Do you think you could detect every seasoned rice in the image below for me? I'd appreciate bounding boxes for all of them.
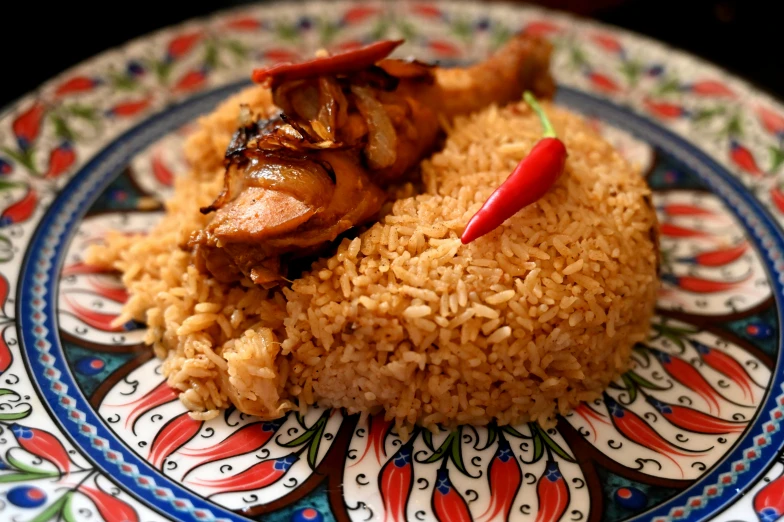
[87,86,659,432]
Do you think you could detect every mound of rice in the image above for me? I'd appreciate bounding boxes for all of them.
[87,86,659,431]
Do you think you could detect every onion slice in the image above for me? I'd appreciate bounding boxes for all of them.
[351,85,397,169]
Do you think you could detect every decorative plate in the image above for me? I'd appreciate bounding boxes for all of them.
[1,2,783,521]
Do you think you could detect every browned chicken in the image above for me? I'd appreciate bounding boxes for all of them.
[190,35,555,286]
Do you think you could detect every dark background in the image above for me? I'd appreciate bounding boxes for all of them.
[1,0,783,106]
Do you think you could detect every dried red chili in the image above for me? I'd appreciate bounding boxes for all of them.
[461,92,567,244]
[252,40,404,86]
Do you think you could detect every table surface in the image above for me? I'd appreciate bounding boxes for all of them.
[1,0,782,106]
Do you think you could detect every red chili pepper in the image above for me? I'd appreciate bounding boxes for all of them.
[252,39,403,86]
[461,92,567,244]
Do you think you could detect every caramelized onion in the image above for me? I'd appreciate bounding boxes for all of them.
[351,85,397,169]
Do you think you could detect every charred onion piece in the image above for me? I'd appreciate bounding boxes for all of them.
[252,40,404,86]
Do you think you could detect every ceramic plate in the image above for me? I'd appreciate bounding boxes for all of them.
[1,2,783,521]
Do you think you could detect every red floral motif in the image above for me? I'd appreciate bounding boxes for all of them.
[10,423,73,474]
[427,40,461,58]
[151,153,175,187]
[684,80,735,98]
[78,485,139,522]
[61,294,126,332]
[757,106,784,138]
[590,33,623,54]
[659,222,713,239]
[263,48,301,63]
[644,98,689,119]
[411,4,442,19]
[179,419,285,476]
[85,275,129,303]
[586,71,622,93]
[754,467,784,522]
[603,393,708,477]
[54,76,102,97]
[432,465,472,522]
[572,403,610,443]
[224,16,262,31]
[691,339,761,401]
[0,185,37,227]
[189,452,300,494]
[172,69,208,93]
[480,435,521,521]
[675,242,748,267]
[0,325,12,374]
[351,415,392,467]
[12,102,46,150]
[343,6,381,24]
[379,436,415,522]
[535,460,569,522]
[647,347,729,414]
[166,32,203,61]
[659,203,718,218]
[107,98,153,118]
[148,412,202,469]
[730,140,765,177]
[771,186,784,214]
[660,272,752,294]
[522,20,561,37]
[645,395,747,434]
[105,380,178,431]
[45,142,76,179]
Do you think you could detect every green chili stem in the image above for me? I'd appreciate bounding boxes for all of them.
[523,91,557,138]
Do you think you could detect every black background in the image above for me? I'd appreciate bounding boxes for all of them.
[1,0,783,106]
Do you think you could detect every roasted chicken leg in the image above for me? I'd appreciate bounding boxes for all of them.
[190,35,555,286]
